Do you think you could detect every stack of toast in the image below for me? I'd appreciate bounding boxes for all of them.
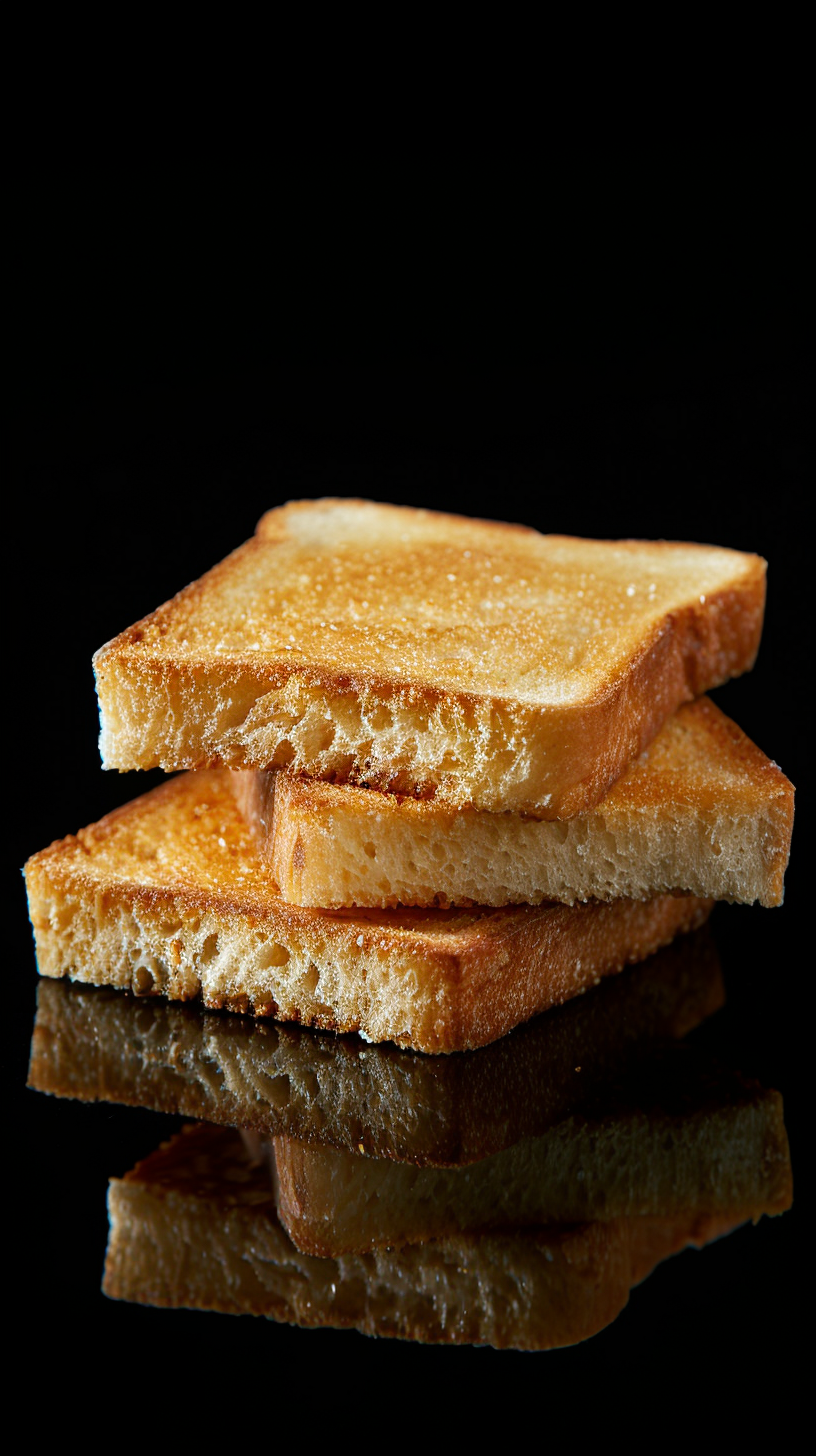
[24,499,794,1055]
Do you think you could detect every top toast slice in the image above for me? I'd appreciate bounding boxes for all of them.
[93,499,767,815]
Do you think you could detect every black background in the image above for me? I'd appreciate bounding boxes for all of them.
[10,360,810,1406]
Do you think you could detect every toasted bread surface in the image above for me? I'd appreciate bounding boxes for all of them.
[93,499,767,815]
[235,697,794,908]
[23,769,712,1053]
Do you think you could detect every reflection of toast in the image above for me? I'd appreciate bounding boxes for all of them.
[102,1122,751,1351]
[23,769,713,1054]
[27,928,724,1165]
[270,1051,792,1256]
[235,697,794,908]
[93,500,767,816]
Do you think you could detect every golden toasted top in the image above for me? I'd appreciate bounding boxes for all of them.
[94,500,766,708]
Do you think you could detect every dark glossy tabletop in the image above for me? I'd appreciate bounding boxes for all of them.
[10,380,808,1401]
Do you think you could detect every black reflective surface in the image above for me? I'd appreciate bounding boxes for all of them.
[11,379,808,1396]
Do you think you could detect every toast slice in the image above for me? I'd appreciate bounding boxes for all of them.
[92,500,767,816]
[27,928,724,1165]
[101,1122,758,1350]
[234,697,794,909]
[23,769,713,1054]
[272,1054,793,1256]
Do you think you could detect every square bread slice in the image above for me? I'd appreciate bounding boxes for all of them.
[92,499,767,816]
[234,696,794,909]
[23,769,713,1054]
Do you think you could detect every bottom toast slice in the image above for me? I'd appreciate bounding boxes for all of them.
[23,770,713,1054]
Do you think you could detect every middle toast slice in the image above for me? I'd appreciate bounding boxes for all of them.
[233,697,794,910]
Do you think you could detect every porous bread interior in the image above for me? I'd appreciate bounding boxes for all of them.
[273,1081,793,1256]
[93,500,767,814]
[23,769,713,1054]
[239,697,794,909]
[102,1123,747,1349]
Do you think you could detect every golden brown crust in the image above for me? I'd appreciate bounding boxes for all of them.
[23,769,713,1054]
[93,501,767,814]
